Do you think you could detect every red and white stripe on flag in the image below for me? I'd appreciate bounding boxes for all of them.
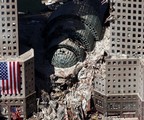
[0,61,20,95]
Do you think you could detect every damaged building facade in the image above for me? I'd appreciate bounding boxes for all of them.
[45,0,107,68]
[0,0,36,119]
[93,0,144,120]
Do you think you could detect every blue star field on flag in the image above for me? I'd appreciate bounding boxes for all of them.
[0,62,8,80]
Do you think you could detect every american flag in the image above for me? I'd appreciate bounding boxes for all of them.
[11,106,22,120]
[0,61,20,95]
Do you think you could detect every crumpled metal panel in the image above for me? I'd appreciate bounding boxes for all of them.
[46,18,95,51]
[51,47,78,68]
[47,0,102,41]
[69,29,95,51]
[50,38,85,68]
[48,0,101,22]
[81,14,102,41]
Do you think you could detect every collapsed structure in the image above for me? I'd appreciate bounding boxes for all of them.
[0,0,36,119]
[40,0,144,119]
[26,1,108,119]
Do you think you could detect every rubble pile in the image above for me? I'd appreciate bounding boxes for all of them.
[29,27,110,120]
[87,27,110,61]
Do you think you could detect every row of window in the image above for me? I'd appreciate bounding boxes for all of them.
[111,44,143,49]
[95,87,105,92]
[112,29,143,34]
[107,67,137,71]
[108,103,136,110]
[2,46,17,50]
[0,100,23,104]
[0,51,17,56]
[2,34,17,39]
[112,20,144,27]
[117,3,142,8]
[112,45,144,51]
[2,92,23,96]
[0,0,15,3]
[112,20,143,26]
[95,81,104,86]
[116,8,142,14]
[1,11,16,15]
[107,90,137,94]
[107,84,136,88]
[25,60,35,95]
[111,26,143,32]
[2,28,16,33]
[2,40,14,45]
[122,0,142,2]
[107,60,137,65]
[107,73,137,77]
[118,16,143,22]
[1,17,16,21]
[107,96,137,100]
[111,49,144,55]
[111,38,143,43]
[1,4,15,9]
[107,79,136,82]
[2,22,16,27]
[111,33,142,39]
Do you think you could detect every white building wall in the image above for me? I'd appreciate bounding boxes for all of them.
[94,75,106,95]
[0,0,19,56]
[138,60,144,100]
[106,58,140,95]
[110,0,144,57]
[0,49,35,99]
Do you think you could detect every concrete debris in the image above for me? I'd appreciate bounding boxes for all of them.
[41,0,61,5]
[41,0,68,5]
[29,27,110,120]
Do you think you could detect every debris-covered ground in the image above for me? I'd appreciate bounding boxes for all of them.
[27,27,110,120]
[18,1,111,118]
[19,2,112,119]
